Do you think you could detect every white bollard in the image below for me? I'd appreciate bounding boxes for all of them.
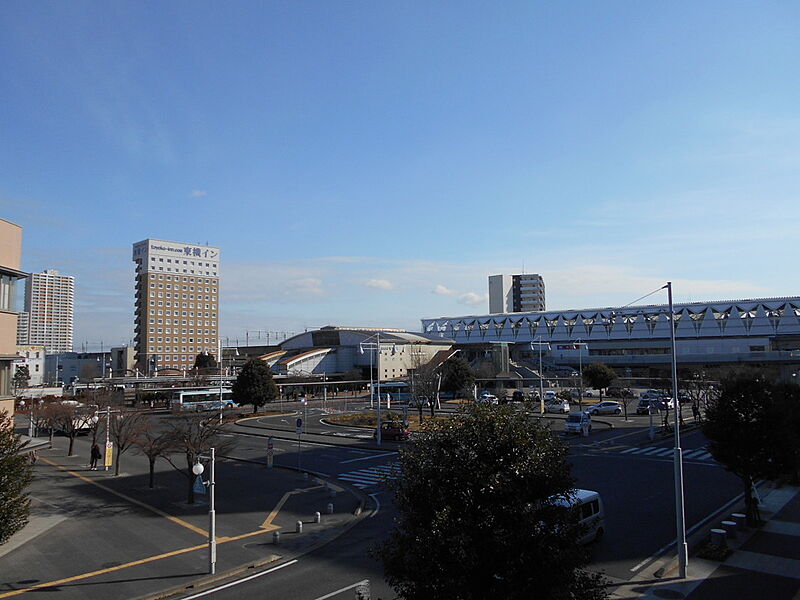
[314,511,321,523]
[710,528,727,547]
[721,520,738,539]
[327,502,334,514]
[296,520,303,533]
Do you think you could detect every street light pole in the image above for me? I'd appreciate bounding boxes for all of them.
[530,338,550,414]
[193,448,216,575]
[376,332,382,447]
[666,281,688,578]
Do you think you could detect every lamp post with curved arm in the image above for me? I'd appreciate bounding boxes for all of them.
[530,338,550,414]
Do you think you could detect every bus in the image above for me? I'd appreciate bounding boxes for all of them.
[370,381,412,402]
[170,388,236,413]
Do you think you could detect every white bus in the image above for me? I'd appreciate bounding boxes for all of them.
[170,388,236,413]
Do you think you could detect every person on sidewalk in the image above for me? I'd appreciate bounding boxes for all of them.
[90,442,101,470]
[692,403,700,423]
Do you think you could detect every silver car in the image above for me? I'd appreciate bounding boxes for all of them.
[544,399,570,414]
[586,401,622,416]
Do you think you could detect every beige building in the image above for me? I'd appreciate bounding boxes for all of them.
[20,269,75,352]
[1,218,26,416]
[132,239,220,375]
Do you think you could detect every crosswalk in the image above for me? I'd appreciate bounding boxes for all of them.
[337,463,401,489]
[617,446,714,462]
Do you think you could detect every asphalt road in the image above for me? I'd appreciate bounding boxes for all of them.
[173,405,740,599]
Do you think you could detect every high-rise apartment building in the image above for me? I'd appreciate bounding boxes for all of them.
[132,239,220,374]
[22,269,74,353]
[488,273,546,313]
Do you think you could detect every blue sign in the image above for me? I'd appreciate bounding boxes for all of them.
[296,418,303,434]
[193,475,206,495]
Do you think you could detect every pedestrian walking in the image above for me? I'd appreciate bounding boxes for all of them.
[90,442,101,470]
[28,449,37,465]
[692,403,700,423]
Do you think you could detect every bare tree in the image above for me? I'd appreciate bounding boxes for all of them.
[163,415,236,504]
[110,411,149,476]
[49,403,89,456]
[133,422,173,488]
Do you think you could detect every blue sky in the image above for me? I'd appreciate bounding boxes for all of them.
[2,1,799,350]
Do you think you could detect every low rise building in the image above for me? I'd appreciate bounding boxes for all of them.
[0,218,26,416]
[15,345,46,387]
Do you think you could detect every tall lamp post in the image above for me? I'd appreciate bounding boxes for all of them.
[359,332,395,447]
[574,340,588,411]
[530,338,550,414]
[665,281,688,578]
[193,448,216,575]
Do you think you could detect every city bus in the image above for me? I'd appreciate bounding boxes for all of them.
[170,388,236,412]
[370,381,412,402]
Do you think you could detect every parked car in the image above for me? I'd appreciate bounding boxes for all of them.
[511,390,525,403]
[636,399,657,414]
[545,398,571,414]
[477,394,498,405]
[606,386,634,398]
[586,401,622,416]
[569,388,594,399]
[375,421,411,441]
[544,390,557,401]
[552,489,606,544]
[640,389,664,400]
[564,412,592,435]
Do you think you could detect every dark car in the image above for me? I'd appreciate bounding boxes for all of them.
[375,421,411,441]
[511,390,525,403]
[607,386,634,398]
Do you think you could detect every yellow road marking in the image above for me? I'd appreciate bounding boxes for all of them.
[261,485,323,529]
[40,457,208,537]
[0,528,279,599]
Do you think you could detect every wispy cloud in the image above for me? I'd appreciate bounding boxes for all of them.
[458,292,487,306]
[190,190,207,198]
[433,284,457,295]
[366,278,394,290]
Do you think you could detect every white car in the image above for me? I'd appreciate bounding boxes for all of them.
[544,399,570,414]
[564,412,592,435]
[477,394,498,405]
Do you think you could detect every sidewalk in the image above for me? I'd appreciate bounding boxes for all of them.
[0,424,366,600]
[611,483,800,599]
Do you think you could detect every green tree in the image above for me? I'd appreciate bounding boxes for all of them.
[12,365,30,395]
[232,359,279,413]
[376,404,607,600]
[582,362,617,400]
[440,356,475,399]
[193,352,218,370]
[0,411,34,545]
[702,371,782,525]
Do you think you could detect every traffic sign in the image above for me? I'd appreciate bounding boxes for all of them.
[267,437,274,450]
[193,475,207,495]
[296,418,302,434]
[104,442,113,468]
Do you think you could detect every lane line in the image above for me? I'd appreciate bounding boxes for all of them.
[39,457,208,537]
[313,579,370,600]
[340,451,398,464]
[368,493,381,519]
[180,559,299,600]
[261,486,324,529]
[620,448,639,454]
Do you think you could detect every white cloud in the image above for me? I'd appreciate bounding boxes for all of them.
[433,284,457,296]
[288,277,325,296]
[458,292,487,306]
[190,190,207,197]
[366,278,394,290]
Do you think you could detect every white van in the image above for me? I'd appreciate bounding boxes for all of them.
[554,489,605,544]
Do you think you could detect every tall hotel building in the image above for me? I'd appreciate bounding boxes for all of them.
[132,239,220,374]
[488,273,546,313]
[19,269,75,352]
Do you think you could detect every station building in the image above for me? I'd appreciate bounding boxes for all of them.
[421,296,800,379]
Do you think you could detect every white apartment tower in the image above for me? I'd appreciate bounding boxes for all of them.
[488,273,546,313]
[132,239,220,375]
[21,269,75,352]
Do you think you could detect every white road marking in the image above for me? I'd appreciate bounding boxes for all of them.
[368,493,381,518]
[340,451,398,464]
[180,559,298,599]
[313,579,370,600]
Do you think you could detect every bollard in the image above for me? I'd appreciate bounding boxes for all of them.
[327,502,334,514]
[721,520,737,539]
[314,511,321,523]
[296,520,303,533]
[732,513,747,530]
[272,531,280,545]
[710,528,727,547]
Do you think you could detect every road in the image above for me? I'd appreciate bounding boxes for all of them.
[168,403,740,599]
